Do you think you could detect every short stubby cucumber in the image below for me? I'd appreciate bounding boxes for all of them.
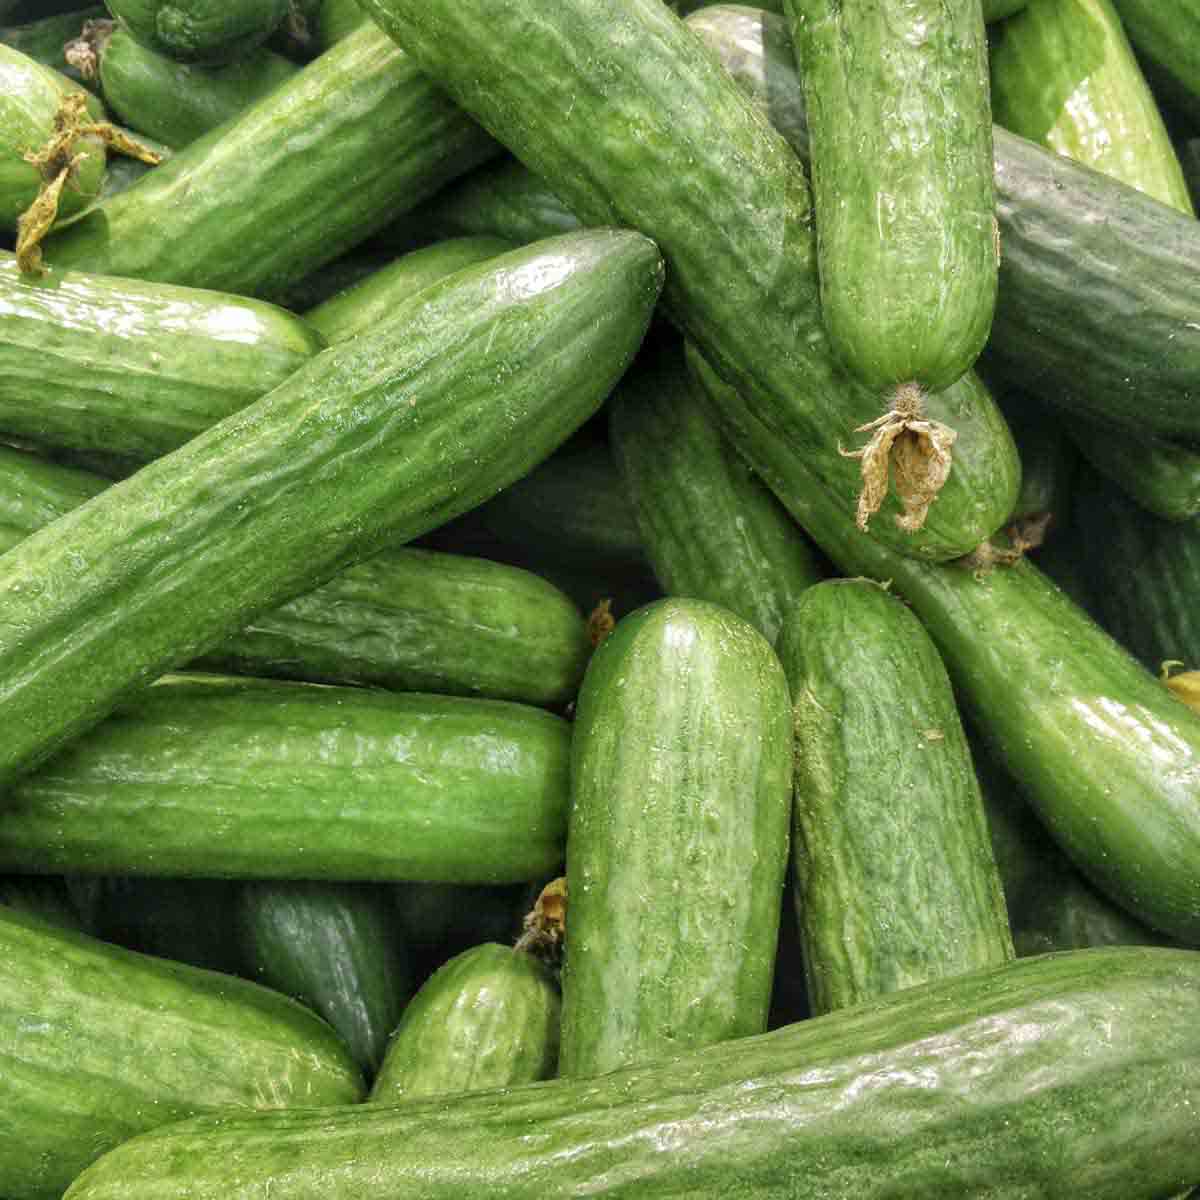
[104,0,289,64]
[562,597,792,1077]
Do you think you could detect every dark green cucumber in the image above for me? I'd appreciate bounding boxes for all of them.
[265,249,391,312]
[786,0,996,394]
[562,597,792,1077]
[610,340,822,645]
[777,579,1013,1014]
[394,882,528,966]
[0,874,81,930]
[0,251,323,461]
[63,947,1200,1200]
[0,674,572,882]
[44,24,501,301]
[0,230,662,786]
[997,394,1076,523]
[990,0,1193,212]
[1069,422,1200,521]
[691,345,1200,946]
[1109,0,1200,123]
[0,444,105,554]
[985,0,1029,15]
[314,0,367,51]
[370,942,559,1101]
[238,880,412,1076]
[88,19,299,147]
[306,235,512,344]
[0,905,362,1200]
[0,8,104,88]
[104,0,289,64]
[359,0,1019,562]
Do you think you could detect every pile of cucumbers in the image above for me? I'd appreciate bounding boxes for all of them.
[2,0,1200,1195]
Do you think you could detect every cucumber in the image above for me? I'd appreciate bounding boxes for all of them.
[87,19,299,147]
[370,942,559,1102]
[0,251,324,462]
[610,340,822,645]
[359,0,1019,562]
[997,394,1076,524]
[314,0,367,52]
[394,882,528,968]
[238,880,412,1076]
[562,598,792,1077]
[0,904,363,1200]
[265,248,391,312]
[43,24,502,301]
[1108,0,1200,124]
[306,235,512,344]
[690,345,1200,947]
[0,674,573,883]
[62,947,1200,1200]
[0,230,662,786]
[985,0,1029,15]
[0,444,105,554]
[1069,422,1200,521]
[777,578,1013,1014]
[0,8,105,88]
[785,0,996,396]
[990,0,1193,212]
[104,0,289,64]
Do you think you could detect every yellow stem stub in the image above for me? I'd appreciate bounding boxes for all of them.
[587,598,615,648]
[515,876,568,965]
[1161,662,1200,715]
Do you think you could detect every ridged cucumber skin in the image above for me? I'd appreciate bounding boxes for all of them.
[238,881,412,1077]
[778,579,1014,1015]
[0,230,662,786]
[562,598,792,1078]
[0,905,363,1200]
[690,348,1200,946]
[370,943,559,1102]
[63,947,1200,1200]
[359,0,1018,563]
[0,674,573,882]
[786,0,997,394]
[306,235,512,344]
[0,8,105,88]
[610,342,822,645]
[44,24,501,300]
[0,251,324,461]
[990,0,1193,213]
[0,44,106,228]
[97,22,299,147]
[1109,0,1200,123]
[104,0,289,64]
[0,443,106,554]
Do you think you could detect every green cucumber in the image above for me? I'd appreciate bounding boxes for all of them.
[0,230,663,786]
[306,235,512,344]
[238,880,412,1076]
[1069,423,1200,521]
[44,24,501,301]
[990,0,1193,212]
[690,345,1200,947]
[998,395,1076,524]
[266,249,391,312]
[87,19,299,147]
[63,947,1200,1200]
[777,578,1013,1014]
[785,0,996,395]
[0,674,572,882]
[562,598,792,1077]
[370,942,559,1101]
[0,904,362,1200]
[610,340,822,645]
[0,444,105,554]
[985,0,1029,16]
[0,251,324,462]
[104,0,289,64]
[314,0,367,52]
[0,8,104,88]
[1108,0,1200,124]
[359,0,1019,562]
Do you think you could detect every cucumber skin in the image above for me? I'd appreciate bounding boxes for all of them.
[610,342,822,645]
[778,579,1013,1015]
[0,230,663,786]
[0,444,106,555]
[691,346,1200,947]
[786,0,997,393]
[1068,422,1200,522]
[0,905,363,1200]
[370,943,559,1102]
[0,251,324,462]
[63,947,1200,1200]
[44,24,501,300]
[0,675,573,883]
[105,0,290,64]
[359,0,1018,563]
[1109,0,1200,124]
[561,598,792,1078]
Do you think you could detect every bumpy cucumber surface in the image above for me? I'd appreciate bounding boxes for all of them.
[0,674,573,882]
[105,0,289,64]
[562,597,792,1077]
[0,230,662,786]
[64,948,1200,1200]
[1,905,363,1200]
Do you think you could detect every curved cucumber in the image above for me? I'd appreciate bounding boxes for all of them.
[63,947,1200,1200]
[104,0,289,64]
[370,942,559,1101]
[778,579,1013,1014]
[786,0,996,394]
[562,598,792,1077]
[0,674,572,882]
[0,904,363,1200]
